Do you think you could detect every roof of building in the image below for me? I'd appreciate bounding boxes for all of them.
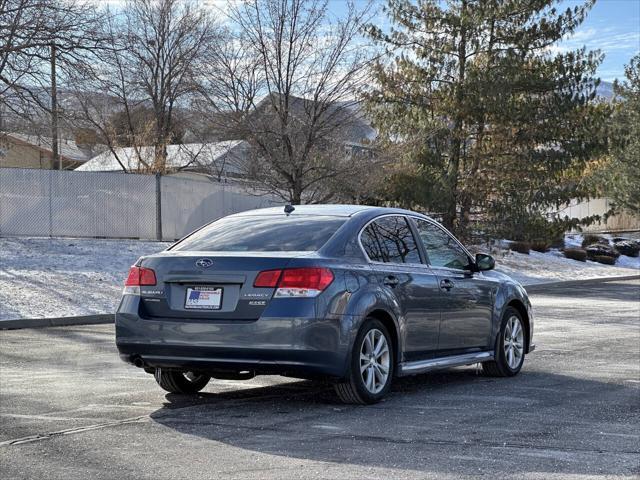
[76,140,247,173]
[250,95,377,144]
[1,132,100,163]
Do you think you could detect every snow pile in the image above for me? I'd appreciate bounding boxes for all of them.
[0,237,170,320]
[494,249,638,285]
[494,233,639,285]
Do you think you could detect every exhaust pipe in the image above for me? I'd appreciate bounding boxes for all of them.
[132,356,145,368]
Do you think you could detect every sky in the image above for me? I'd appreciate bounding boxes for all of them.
[325,0,640,82]
[556,0,640,81]
[108,0,640,82]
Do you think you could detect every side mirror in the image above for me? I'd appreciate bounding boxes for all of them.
[475,253,495,271]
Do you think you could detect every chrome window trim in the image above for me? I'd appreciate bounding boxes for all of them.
[356,213,426,267]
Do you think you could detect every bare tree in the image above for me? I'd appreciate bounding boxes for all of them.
[200,0,376,204]
[68,0,219,173]
[0,0,100,114]
[194,27,263,136]
[1,0,105,167]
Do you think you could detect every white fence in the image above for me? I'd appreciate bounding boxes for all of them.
[0,168,278,241]
[159,175,276,241]
[558,198,640,233]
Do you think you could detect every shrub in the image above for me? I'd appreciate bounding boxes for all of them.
[581,234,607,248]
[531,241,550,253]
[550,237,565,249]
[510,241,531,254]
[614,240,640,257]
[586,244,620,260]
[563,248,587,262]
[592,255,616,265]
[486,213,571,252]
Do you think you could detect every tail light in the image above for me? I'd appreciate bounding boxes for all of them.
[254,269,282,288]
[255,267,334,298]
[123,266,156,295]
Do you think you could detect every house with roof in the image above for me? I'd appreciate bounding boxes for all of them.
[76,140,248,179]
[78,95,377,181]
[0,132,102,170]
[210,95,377,156]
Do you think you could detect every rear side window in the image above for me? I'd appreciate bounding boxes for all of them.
[360,225,384,261]
[360,216,421,264]
[172,215,346,252]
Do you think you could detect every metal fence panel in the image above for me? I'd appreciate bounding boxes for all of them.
[160,176,277,241]
[0,168,52,236]
[49,170,156,239]
[559,198,640,233]
[0,168,157,239]
[0,168,279,240]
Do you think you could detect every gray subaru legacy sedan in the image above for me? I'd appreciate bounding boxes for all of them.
[116,205,534,404]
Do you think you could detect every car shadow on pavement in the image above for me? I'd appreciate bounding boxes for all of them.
[149,368,640,477]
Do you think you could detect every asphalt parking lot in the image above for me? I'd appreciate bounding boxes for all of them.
[0,279,638,479]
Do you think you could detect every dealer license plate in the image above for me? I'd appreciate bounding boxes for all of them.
[185,286,222,310]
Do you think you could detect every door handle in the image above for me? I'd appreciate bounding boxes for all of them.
[383,275,399,287]
[440,279,455,291]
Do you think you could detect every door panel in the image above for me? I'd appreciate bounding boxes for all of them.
[402,266,443,359]
[410,218,494,351]
[370,263,442,360]
[430,268,495,350]
[360,216,441,359]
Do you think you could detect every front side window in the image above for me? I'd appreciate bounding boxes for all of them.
[171,215,346,252]
[413,219,470,270]
[360,216,421,264]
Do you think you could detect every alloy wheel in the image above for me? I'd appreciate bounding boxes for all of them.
[503,315,524,370]
[359,328,390,394]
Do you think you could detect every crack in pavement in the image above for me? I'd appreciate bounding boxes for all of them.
[0,416,148,446]
[0,385,332,448]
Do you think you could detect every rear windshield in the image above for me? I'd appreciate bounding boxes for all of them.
[171,215,346,252]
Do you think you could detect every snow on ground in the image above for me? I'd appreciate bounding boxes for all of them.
[0,235,638,320]
[494,233,639,285]
[494,248,638,285]
[493,233,640,285]
[564,232,640,249]
[0,237,170,320]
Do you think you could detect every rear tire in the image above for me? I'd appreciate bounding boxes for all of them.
[154,368,210,394]
[482,307,526,377]
[334,318,394,404]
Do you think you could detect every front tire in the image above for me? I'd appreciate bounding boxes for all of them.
[334,318,394,404]
[482,307,526,377]
[154,368,211,394]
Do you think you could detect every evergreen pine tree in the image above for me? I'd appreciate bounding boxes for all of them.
[365,0,609,240]
[607,54,640,215]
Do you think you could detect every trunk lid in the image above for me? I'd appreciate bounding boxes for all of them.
[137,251,306,320]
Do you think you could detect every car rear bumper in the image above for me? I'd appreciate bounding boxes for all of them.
[115,311,356,379]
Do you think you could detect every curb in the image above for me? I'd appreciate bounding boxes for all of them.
[0,314,114,330]
[524,274,640,293]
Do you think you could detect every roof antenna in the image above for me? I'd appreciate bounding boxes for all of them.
[284,204,295,215]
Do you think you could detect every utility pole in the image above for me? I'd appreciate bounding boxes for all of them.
[51,43,60,170]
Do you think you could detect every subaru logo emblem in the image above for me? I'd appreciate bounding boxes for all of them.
[195,258,214,269]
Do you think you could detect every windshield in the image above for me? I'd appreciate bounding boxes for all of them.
[171,215,346,252]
